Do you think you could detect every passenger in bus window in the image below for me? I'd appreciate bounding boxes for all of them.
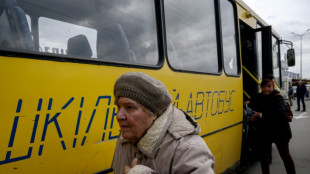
[112,72,215,174]
[249,77,296,174]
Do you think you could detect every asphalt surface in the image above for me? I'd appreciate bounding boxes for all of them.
[239,97,310,174]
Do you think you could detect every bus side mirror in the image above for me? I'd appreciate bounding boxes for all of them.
[287,49,295,67]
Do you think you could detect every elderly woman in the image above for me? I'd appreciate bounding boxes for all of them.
[112,72,215,174]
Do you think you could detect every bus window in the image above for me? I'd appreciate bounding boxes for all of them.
[220,0,239,76]
[0,1,34,51]
[1,0,159,66]
[272,36,281,86]
[165,0,219,73]
[0,8,14,50]
[39,17,97,57]
[256,24,263,80]
[26,15,31,32]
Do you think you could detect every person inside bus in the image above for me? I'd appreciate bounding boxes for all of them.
[249,76,295,174]
[295,80,307,112]
[112,72,215,174]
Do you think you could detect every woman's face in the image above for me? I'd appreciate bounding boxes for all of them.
[116,97,157,143]
[261,83,274,96]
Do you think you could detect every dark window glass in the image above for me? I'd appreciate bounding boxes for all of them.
[0,0,158,65]
[165,0,219,73]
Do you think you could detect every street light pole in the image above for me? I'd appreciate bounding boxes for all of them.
[292,29,310,80]
[300,34,303,79]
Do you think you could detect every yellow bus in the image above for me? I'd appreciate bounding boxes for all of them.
[0,0,294,173]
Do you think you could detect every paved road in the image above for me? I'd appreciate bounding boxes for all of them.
[240,98,310,174]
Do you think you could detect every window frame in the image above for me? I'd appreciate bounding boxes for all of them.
[164,0,240,76]
[218,0,241,77]
[164,0,222,75]
[272,34,282,88]
[0,0,165,70]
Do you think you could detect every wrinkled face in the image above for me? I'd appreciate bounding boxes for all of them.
[116,97,157,143]
[261,82,274,96]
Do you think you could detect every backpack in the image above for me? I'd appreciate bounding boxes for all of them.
[275,93,293,122]
[288,87,293,95]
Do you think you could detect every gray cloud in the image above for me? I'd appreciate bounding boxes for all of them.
[244,0,310,79]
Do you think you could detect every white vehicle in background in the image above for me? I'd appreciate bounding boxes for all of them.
[306,84,310,100]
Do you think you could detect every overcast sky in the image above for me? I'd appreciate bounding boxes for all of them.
[243,0,310,79]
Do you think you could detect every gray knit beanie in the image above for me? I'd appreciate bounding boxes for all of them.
[114,72,172,116]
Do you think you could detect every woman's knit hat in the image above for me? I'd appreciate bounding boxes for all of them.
[114,72,172,116]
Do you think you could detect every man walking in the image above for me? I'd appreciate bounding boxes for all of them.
[296,80,307,112]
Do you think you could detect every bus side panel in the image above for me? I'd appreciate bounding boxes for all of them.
[0,57,121,173]
[0,56,243,173]
[159,67,243,173]
[204,124,243,173]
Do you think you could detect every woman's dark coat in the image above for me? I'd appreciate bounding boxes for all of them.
[250,90,292,142]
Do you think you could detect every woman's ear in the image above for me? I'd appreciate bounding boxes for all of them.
[153,115,157,121]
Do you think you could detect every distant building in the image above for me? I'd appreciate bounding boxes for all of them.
[283,70,300,79]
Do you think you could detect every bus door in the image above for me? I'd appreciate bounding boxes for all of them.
[240,21,273,165]
[255,25,282,93]
[240,21,272,100]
